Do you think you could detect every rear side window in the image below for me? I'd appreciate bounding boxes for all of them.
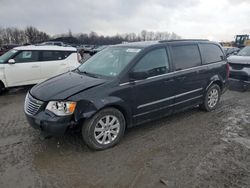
[133,48,169,77]
[14,51,39,63]
[200,44,224,64]
[41,51,72,61]
[171,45,201,70]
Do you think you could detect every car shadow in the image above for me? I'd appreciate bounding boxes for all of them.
[1,85,33,96]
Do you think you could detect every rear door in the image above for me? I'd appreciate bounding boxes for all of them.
[5,50,41,87]
[40,50,71,81]
[170,44,205,109]
[199,43,227,81]
[130,47,176,124]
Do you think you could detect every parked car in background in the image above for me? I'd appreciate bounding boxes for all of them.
[39,41,70,47]
[0,45,80,93]
[24,40,228,150]
[0,44,19,56]
[82,45,95,53]
[89,45,108,55]
[228,46,250,84]
[223,47,240,57]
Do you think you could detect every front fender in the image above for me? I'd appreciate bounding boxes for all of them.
[74,96,132,126]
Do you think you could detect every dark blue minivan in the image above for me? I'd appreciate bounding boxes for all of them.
[24,40,228,150]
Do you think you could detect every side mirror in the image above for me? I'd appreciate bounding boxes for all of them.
[129,71,149,80]
[8,59,15,64]
[233,51,238,55]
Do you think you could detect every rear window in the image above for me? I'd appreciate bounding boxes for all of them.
[171,45,201,70]
[200,44,224,64]
[41,51,72,61]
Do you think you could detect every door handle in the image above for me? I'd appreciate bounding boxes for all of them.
[31,66,39,68]
[61,63,67,66]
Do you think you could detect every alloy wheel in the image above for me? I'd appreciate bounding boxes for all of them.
[94,115,120,145]
[207,88,219,108]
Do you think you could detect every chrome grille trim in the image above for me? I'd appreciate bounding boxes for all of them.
[24,93,44,116]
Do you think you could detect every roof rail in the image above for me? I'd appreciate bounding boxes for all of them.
[159,39,209,43]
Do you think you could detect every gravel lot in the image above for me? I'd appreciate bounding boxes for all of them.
[0,83,250,188]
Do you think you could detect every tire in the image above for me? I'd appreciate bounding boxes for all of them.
[82,107,126,150]
[200,84,221,112]
[0,82,5,95]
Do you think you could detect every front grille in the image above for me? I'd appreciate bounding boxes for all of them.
[24,93,44,116]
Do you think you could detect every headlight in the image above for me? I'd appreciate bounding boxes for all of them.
[46,101,76,116]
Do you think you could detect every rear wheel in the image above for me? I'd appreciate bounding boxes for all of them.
[200,84,221,112]
[82,108,126,150]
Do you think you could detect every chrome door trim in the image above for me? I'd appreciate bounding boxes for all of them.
[137,88,203,109]
[133,95,203,118]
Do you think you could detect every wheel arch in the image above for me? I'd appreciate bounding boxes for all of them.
[0,80,5,89]
[101,104,132,128]
[77,97,133,128]
[206,75,223,91]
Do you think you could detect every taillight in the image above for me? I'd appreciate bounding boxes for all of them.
[226,63,230,79]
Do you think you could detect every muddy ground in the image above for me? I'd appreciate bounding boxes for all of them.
[0,83,250,188]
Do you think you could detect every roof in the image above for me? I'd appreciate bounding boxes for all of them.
[115,41,160,48]
[115,39,212,48]
[14,45,77,51]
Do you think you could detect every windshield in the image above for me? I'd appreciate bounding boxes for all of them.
[0,49,18,63]
[78,47,141,77]
[237,46,250,56]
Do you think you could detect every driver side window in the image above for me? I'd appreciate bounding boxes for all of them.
[133,48,169,77]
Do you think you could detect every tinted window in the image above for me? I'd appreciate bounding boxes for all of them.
[41,51,71,61]
[41,51,63,61]
[200,44,224,64]
[171,45,201,70]
[133,48,169,77]
[14,51,39,63]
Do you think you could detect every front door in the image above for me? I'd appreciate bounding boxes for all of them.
[5,50,41,87]
[130,48,175,124]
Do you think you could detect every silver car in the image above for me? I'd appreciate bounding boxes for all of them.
[228,46,250,85]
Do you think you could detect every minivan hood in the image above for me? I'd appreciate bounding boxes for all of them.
[228,55,250,65]
[30,71,106,101]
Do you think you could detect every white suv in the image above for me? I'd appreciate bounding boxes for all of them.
[0,45,80,93]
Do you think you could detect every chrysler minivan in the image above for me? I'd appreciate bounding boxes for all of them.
[24,40,228,150]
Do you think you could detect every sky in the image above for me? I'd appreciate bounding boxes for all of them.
[0,0,250,41]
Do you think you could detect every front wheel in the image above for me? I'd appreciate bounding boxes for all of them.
[0,82,5,95]
[82,108,126,150]
[200,84,221,112]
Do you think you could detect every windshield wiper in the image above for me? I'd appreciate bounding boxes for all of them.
[81,71,99,78]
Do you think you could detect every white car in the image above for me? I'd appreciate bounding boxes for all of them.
[0,45,81,93]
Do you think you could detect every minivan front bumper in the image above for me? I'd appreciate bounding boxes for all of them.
[25,112,73,136]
